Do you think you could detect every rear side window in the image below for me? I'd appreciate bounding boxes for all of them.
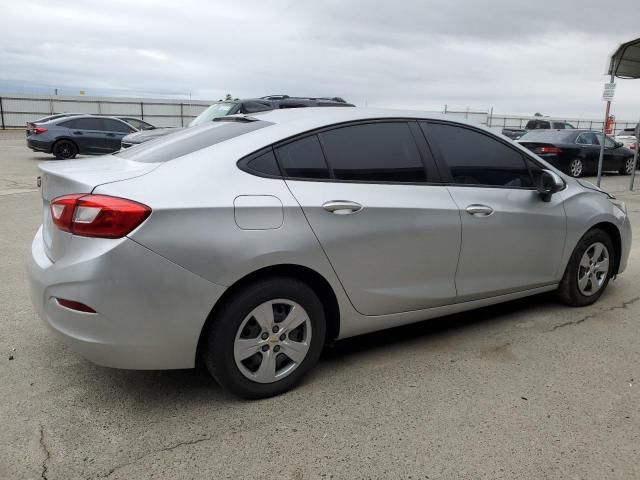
[319,122,427,182]
[276,136,330,179]
[423,122,533,188]
[61,118,103,130]
[245,150,281,177]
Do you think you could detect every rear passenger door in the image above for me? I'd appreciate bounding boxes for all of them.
[421,121,566,300]
[277,121,462,316]
[62,117,106,154]
[102,118,134,152]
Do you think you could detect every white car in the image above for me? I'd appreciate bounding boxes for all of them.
[615,127,637,151]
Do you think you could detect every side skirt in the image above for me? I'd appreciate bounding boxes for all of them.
[337,284,558,339]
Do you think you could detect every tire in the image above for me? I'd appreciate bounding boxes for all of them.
[568,158,584,178]
[202,277,326,399]
[618,157,635,175]
[52,140,78,159]
[558,229,615,307]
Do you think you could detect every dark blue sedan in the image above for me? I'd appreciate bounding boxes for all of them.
[27,115,137,159]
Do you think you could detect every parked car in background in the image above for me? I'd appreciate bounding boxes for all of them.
[120,95,354,148]
[27,115,137,159]
[27,113,82,135]
[615,127,638,151]
[518,129,636,177]
[503,119,576,140]
[28,108,631,399]
[118,117,155,131]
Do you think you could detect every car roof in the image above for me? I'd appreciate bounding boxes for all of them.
[49,114,129,124]
[240,107,468,131]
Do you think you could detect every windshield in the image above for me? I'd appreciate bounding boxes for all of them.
[189,103,234,127]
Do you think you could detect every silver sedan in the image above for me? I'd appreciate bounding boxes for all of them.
[28,108,632,398]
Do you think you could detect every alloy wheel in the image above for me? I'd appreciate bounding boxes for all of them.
[624,157,635,174]
[233,299,312,383]
[56,143,73,159]
[577,242,609,296]
[569,159,583,177]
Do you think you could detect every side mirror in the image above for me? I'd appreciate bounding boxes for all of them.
[614,141,624,149]
[537,169,565,202]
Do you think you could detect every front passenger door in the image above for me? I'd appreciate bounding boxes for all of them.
[102,118,134,152]
[422,121,566,301]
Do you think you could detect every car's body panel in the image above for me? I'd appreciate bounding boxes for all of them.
[445,185,566,299]
[27,107,632,369]
[284,180,461,315]
[28,227,226,369]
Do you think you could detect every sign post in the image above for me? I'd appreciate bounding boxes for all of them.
[630,121,640,191]
[596,80,616,187]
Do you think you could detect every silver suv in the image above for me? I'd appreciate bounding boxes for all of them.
[28,108,631,399]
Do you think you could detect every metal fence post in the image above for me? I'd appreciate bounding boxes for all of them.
[0,97,5,130]
[180,103,184,127]
[140,102,144,120]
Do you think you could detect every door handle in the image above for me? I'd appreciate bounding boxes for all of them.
[465,204,494,217]
[73,131,83,135]
[322,200,363,215]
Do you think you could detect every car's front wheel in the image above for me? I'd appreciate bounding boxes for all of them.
[558,229,615,306]
[52,140,78,159]
[202,277,326,399]
[619,157,636,175]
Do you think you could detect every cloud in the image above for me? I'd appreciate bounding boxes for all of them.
[1,0,639,119]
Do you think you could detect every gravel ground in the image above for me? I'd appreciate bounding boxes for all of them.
[1,129,639,479]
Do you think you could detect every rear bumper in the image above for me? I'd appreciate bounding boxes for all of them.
[28,227,226,369]
[27,138,51,153]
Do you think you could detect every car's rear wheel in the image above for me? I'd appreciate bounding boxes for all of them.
[568,158,584,178]
[558,229,614,306]
[619,157,635,175]
[202,277,326,399]
[52,140,78,159]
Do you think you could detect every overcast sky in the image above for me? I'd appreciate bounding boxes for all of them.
[1,0,639,119]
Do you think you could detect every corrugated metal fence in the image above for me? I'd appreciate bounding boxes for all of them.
[0,94,211,129]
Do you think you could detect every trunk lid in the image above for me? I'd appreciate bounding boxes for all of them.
[38,155,159,261]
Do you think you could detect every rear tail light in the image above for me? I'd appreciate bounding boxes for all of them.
[33,126,48,134]
[50,194,151,238]
[536,146,562,154]
[631,143,637,150]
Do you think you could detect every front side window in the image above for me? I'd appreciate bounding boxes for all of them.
[276,135,330,179]
[423,122,533,188]
[103,119,131,133]
[319,122,427,183]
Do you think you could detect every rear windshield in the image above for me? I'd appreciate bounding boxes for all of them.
[115,120,272,163]
[518,130,577,143]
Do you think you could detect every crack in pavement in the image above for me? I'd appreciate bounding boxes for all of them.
[98,435,212,478]
[550,296,640,331]
[39,425,50,480]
